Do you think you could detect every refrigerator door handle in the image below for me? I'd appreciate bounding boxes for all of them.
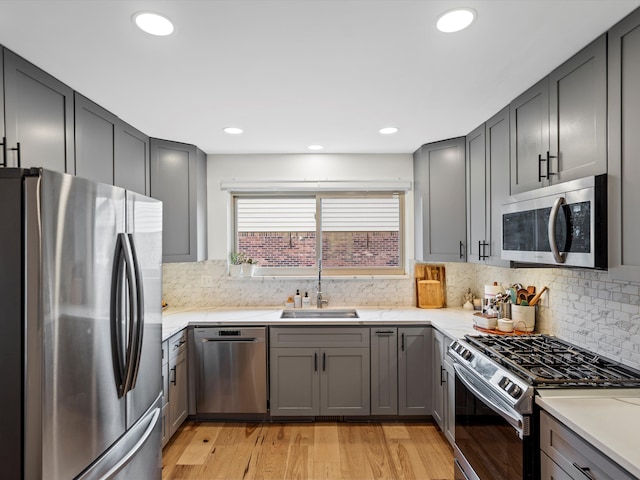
[126,233,145,391]
[120,233,140,395]
[110,234,129,398]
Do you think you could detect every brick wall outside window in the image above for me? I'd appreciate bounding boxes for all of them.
[238,231,399,268]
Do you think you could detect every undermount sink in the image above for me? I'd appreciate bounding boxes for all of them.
[280,309,359,319]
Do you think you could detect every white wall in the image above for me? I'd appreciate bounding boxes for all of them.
[206,153,414,261]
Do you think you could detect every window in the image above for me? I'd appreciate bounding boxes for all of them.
[234,193,404,275]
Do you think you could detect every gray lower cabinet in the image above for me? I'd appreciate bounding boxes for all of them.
[413,137,467,262]
[150,138,207,263]
[270,327,370,416]
[167,330,188,439]
[466,107,511,267]
[540,410,635,480]
[2,48,74,173]
[432,329,454,444]
[115,121,150,196]
[161,340,169,448]
[370,328,398,415]
[608,9,640,281]
[510,35,606,195]
[398,327,432,416]
[74,92,117,185]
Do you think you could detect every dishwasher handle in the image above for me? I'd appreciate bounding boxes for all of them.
[200,337,262,343]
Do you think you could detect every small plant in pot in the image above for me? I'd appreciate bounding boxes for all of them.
[228,252,246,277]
[243,257,258,277]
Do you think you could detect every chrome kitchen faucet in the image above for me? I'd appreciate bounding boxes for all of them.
[317,258,329,308]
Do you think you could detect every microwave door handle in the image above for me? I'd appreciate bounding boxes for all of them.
[548,196,566,264]
[453,363,525,438]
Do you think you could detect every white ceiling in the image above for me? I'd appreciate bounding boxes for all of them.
[0,0,639,155]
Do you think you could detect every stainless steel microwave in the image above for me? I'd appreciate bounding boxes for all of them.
[501,175,607,269]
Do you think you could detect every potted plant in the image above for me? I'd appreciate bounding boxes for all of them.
[243,256,258,277]
[228,252,246,277]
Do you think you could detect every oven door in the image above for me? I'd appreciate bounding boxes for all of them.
[453,363,536,480]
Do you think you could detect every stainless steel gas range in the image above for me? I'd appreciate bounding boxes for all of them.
[448,334,640,480]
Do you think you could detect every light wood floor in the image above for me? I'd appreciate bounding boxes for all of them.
[162,420,454,480]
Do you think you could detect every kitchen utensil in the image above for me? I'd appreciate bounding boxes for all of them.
[527,285,536,294]
[497,319,514,332]
[473,312,497,329]
[415,264,446,308]
[516,289,529,303]
[512,304,535,332]
[528,286,548,306]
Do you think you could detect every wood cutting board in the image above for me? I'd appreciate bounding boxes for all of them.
[415,264,446,308]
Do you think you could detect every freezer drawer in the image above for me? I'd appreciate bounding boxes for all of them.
[193,327,267,414]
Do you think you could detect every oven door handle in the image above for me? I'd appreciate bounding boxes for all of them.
[453,363,526,438]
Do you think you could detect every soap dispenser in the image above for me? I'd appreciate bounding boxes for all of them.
[294,289,302,308]
[302,291,310,308]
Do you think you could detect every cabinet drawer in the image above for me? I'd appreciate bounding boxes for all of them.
[540,410,634,480]
[270,327,369,348]
[168,329,187,360]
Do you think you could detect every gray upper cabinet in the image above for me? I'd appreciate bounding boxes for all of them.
[467,107,511,267]
[609,9,640,281]
[115,121,150,196]
[150,138,207,263]
[486,107,512,266]
[0,49,4,159]
[75,94,150,194]
[510,78,550,194]
[398,327,431,416]
[74,93,116,185]
[510,35,607,194]
[414,137,467,262]
[3,49,74,173]
[549,35,607,183]
[466,124,487,263]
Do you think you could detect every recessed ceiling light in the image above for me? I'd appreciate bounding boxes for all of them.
[379,127,399,135]
[307,145,324,151]
[223,127,243,135]
[133,12,174,36]
[436,8,476,33]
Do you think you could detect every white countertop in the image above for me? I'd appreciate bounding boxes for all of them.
[162,306,479,342]
[536,389,640,478]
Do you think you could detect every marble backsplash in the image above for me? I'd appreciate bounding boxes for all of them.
[162,260,474,310]
[162,260,640,370]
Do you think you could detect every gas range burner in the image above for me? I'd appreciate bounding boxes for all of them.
[528,366,566,380]
[463,334,640,387]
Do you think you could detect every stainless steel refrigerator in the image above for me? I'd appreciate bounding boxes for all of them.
[0,168,163,479]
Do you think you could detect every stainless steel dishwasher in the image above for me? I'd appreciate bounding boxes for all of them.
[193,327,267,414]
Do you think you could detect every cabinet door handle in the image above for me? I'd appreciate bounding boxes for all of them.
[375,330,395,335]
[440,366,446,385]
[322,352,326,372]
[538,153,546,181]
[170,365,177,385]
[459,241,465,259]
[539,151,557,182]
[478,240,489,261]
[401,333,405,352]
[10,142,21,168]
[314,352,318,372]
[546,151,557,177]
[572,463,594,480]
[0,137,6,167]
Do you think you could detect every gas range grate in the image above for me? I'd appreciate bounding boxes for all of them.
[464,334,640,387]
